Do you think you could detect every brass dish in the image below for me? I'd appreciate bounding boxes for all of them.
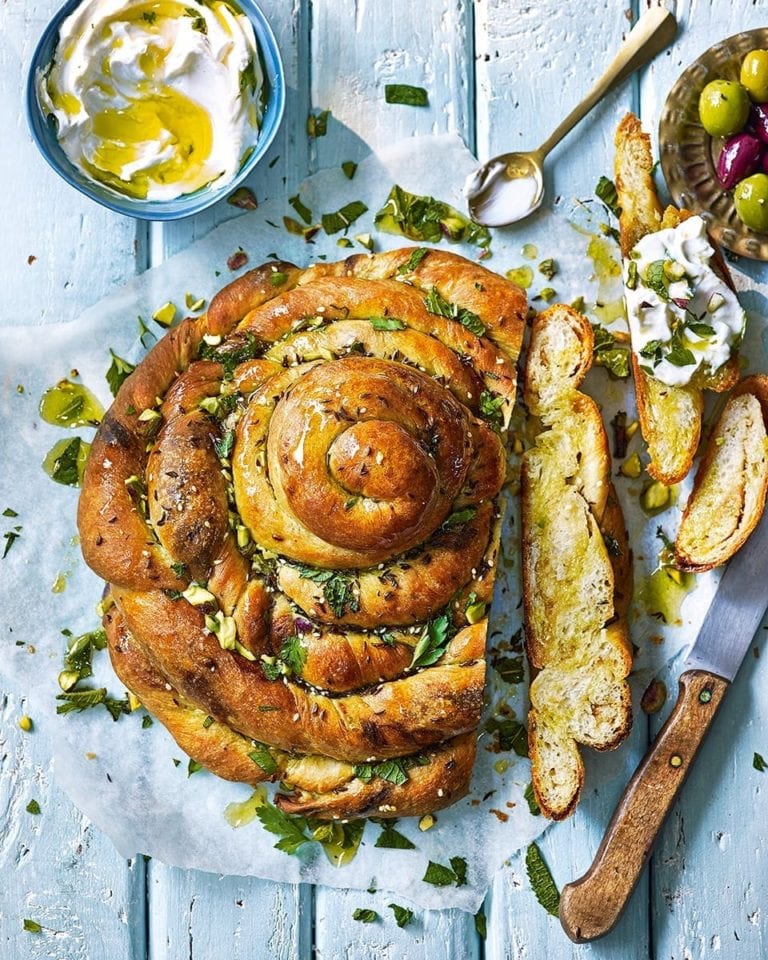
[660,28,768,261]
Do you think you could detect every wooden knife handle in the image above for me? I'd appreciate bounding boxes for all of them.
[559,669,729,943]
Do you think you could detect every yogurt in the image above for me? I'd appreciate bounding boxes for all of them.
[623,216,746,387]
[38,0,264,201]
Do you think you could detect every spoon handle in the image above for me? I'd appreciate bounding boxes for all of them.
[538,5,676,158]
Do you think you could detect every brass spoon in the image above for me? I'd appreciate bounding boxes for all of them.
[465,5,677,227]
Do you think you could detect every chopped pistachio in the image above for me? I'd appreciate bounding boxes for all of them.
[418,814,436,831]
[185,293,206,312]
[625,419,640,440]
[58,669,80,692]
[236,525,251,548]
[137,408,161,423]
[182,583,216,606]
[354,233,374,251]
[205,611,237,651]
[465,601,487,624]
[18,715,33,732]
[152,301,177,327]
[521,243,538,260]
[640,678,667,714]
[620,452,643,479]
[128,692,142,712]
[640,479,671,515]
[203,333,222,346]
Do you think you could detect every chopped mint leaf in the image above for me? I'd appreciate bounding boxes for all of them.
[187,759,203,777]
[2,507,18,518]
[352,908,379,923]
[307,110,330,138]
[385,84,428,107]
[341,161,358,179]
[375,826,416,850]
[321,200,368,235]
[389,903,414,928]
[49,437,84,487]
[492,655,524,684]
[214,430,235,460]
[442,507,476,530]
[106,350,136,396]
[479,389,504,430]
[754,752,767,772]
[474,909,487,939]
[524,782,540,816]
[23,919,42,934]
[484,715,528,756]
[424,286,485,336]
[248,744,278,776]
[289,194,313,225]
[297,566,359,618]
[397,247,429,275]
[526,842,560,916]
[26,799,41,815]
[376,185,490,251]
[591,324,630,379]
[410,613,454,669]
[369,316,406,331]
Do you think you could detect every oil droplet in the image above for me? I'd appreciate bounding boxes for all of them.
[40,379,103,428]
[224,785,267,828]
[639,533,697,627]
[314,821,365,868]
[586,234,625,326]
[521,243,538,260]
[505,265,534,289]
[42,437,91,487]
[494,758,509,774]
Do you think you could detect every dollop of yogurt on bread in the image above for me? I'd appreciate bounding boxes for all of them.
[38,0,263,202]
[623,215,746,387]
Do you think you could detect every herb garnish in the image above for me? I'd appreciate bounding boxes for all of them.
[106,350,136,396]
[422,857,467,887]
[388,903,414,928]
[441,506,476,531]
[525,842,560,916]
[424,286,485,336]
[410,613,455,669]
[397,246,429,275]
[385,84,428,107]
[187,759,203,777]
[227,186,258,210]
[591,324,630,379]
[524,782,541,816]
[199,331,262,379]
[248,743,278,776]
[352,908,379,923]
[55,687,131,720]
[341,161,357,180]
[307,110,330,138]
[321,200,368,235]
[375,185,490,251]
[595,176,621,218]
[491,655,524,684]
[354,759,409,786]
[484,715,528,756]
[26,799,41,815]
[289,194,313,225]
[184,7,207,32]
[479,389,504,430]
[23,920,42,934]
[261,634,307,680]
[2,525,21,558]
[214,430,235,460]
[754,752,767,772]
[375,825,416,850]
[369,316,406,331]
[474,910,487,939]
[296,566,359,618]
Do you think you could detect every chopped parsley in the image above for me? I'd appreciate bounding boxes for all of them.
[384,84,428,107]
[321,200,368,235]
[410,613,455,669]
[255,801,314,855]
[184,7,207,32]
[106,350,136,396]
[375,185,490,251]
[296,566,359,618]
[424,286,485,336]
[525,842,560,916]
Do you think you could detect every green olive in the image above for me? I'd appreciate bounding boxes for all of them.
[698,80,750,136]
[734,173,768,231]
[741,49,768,102]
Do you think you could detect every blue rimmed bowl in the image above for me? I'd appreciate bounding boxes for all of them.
[26,0,285,221]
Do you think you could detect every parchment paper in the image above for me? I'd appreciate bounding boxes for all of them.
[2,134,760,912]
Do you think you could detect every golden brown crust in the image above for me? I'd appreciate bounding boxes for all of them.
[675,375,768,572]
[522,305,633,820]
[79,248,526,820]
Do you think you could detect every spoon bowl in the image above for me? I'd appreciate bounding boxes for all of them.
[465,6,677,228]
[465,151,544,227]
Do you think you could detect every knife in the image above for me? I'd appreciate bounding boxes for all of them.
[558,509,768,943]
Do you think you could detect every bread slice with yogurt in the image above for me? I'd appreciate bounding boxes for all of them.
[614,113,741,485]
[522,304,633,820]
[675,375,768,572]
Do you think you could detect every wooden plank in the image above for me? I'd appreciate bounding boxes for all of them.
[146,865,310,960]
[0,3,147,959]
[639,3,768,957]
[0,693,147,960]
[474,1,652,957]
[307,0,478,955]
[0,1,140,323]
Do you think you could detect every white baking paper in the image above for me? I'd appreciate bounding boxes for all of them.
[1,134,763,912]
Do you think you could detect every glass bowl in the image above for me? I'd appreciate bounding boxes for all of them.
[659,28,768,261]
[26,0,285,222]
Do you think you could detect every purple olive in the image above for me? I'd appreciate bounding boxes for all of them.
[717,133,762,189]
[750,103,768,143]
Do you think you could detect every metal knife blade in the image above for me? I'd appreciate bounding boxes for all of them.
[684,510,768,682]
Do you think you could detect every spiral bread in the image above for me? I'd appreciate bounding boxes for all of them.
[521,305,633,820]
[78,247,527,820]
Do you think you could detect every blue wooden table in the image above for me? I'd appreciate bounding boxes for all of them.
[2,1,767,957]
